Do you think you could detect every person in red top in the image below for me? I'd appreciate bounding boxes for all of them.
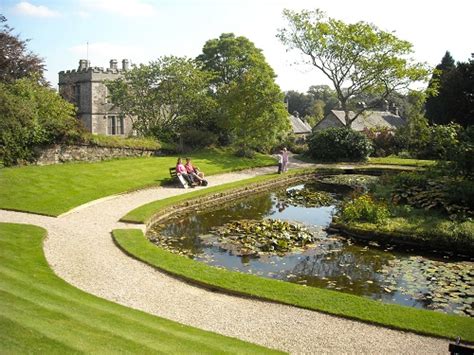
[176,158,194,186]
[185,157,205,185]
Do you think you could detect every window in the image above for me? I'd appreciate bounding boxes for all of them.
[107,115,124,135]
[75,84,81,105]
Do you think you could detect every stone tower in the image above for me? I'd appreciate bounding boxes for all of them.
[58,59,133,136]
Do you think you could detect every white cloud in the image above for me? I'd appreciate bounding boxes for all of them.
[68,42,151,68]
[14,1,60,18]
[79,0,157,17]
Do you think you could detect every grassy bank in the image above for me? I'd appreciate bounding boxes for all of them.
[0,149,275,216]
[113,228,474,342]
[0,223,279,354]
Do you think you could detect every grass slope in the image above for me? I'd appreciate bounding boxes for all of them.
[0,223,281,354]
[113,229,474,342]
[0,149,275,216]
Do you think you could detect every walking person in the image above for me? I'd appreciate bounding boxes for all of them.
[282,147,289,172]
[277,150,283,174]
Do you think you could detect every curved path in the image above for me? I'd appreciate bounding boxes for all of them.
[0,159,446,353]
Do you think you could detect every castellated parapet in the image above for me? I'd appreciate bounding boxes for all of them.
[59,59,133,136]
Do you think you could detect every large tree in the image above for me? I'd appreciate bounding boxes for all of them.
[107,56,213,140]
[426,52,473,127]
[0,15,45,84]
[277,9,430,127]
[197,33,290,154]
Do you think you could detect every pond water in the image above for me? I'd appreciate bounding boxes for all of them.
[148,181,474,317]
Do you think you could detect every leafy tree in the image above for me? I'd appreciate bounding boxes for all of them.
[107,56,214,141]
[219,67,289,156]
[284,90,312,117]
[0,15,45,84]
[277,9,430,127]
[0,78,78,165]
[197,33,290,153]
[426,53,473,127]
[307,85,339,116]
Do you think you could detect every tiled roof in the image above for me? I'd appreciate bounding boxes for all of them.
[289,115,312,134]
[329,110,405,130]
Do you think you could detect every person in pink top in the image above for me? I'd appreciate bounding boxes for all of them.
[176,157,194,186]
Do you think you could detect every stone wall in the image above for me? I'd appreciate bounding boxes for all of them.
[34,144,158,165]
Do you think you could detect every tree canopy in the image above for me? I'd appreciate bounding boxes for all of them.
[197,33,290,154]
[0,15,45,84]
[277,9,430,127]
[425,52,473,127]
[107,56,213,140]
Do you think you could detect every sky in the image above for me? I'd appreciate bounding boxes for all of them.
[1,0,473,92]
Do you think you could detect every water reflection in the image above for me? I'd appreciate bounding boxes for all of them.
[148,181,473,316]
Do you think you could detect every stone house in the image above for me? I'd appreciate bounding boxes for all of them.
[58,59,134,136]
[314,104,405,131]
[289,115,312,141]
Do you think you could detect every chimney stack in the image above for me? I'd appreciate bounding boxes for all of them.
[390,103,399,116]
[78,59,89,71]
[110,59,118,70]
[122,59,129,71]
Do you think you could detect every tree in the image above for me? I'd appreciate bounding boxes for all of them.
[277,9,430,127]
[306,84,339,116]
[197,33,290,153]
[0,78,78,165]
[107,56,213,141]
[284,90,312,117]
[0,15,45,84]
[426,53,473,127]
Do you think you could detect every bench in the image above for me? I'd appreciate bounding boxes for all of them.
[169,167,189,189]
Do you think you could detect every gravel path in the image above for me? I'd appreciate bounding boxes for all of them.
[0,159,447,353]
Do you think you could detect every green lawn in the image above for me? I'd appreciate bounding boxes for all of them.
[0,149,275,216]
[113,228,474,342]
[0,223,280,354]
[367,156,436,167]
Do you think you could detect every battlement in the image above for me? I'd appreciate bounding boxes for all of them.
[59,58,130,75]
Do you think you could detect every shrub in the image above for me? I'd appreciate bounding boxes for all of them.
[180,128,218,150]
[447,125,474,177]
[340,194,390,224]
[308,127,373,161]
[0,78,79,166]
[423,123,461,159]
[362,127,397,157]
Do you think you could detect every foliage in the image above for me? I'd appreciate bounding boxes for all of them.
[0,223,274,354]
[340,194,390,224]
[391,172,473,220]
[447,125,474,177]
[107,56,214,141]
[362,127,397,157]
[282,187,334,207]
[425,52,473,127]
[180,128,218,150]
[277,9,430,128]
[318,174,379,191]
[0,78,79,166]
[393,91,431,157]
[308,127,373,161]
[209,219,318,255]
[0,15,45,84]
[197,33,291,154]
[81,133,161,150]
[0,149,276,216]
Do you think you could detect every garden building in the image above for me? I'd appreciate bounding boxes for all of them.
[289,114,312,141]
[58,59,134,136]
[314,106,405,131]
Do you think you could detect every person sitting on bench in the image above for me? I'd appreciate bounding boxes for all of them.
[185,157,205,185]
[176,158,195,186]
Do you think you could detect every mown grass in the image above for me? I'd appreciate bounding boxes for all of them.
[113,228,474,342]
[0,149,275,216]
[0,223,280,354]
[367,156,436,167]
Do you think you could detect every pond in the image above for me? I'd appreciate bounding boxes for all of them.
[147,179,474,317]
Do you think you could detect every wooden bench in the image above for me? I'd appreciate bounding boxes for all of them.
[169,167,189,189]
